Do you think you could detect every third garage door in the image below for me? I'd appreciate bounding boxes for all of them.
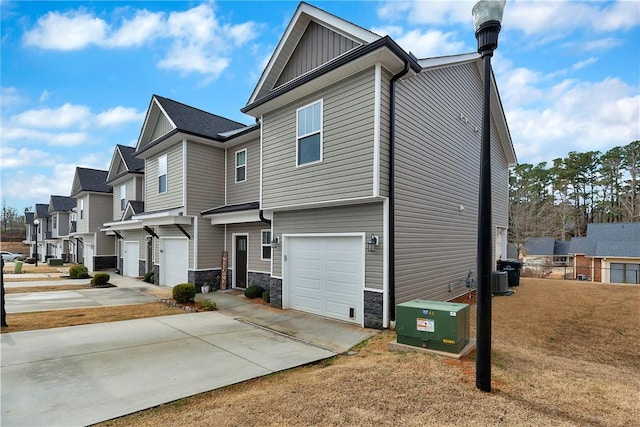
[286,235,363,324]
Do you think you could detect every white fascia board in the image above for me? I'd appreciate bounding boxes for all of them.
[141,216,192,227]
[101,219,143,231]
[417,53,479,70]
[133,207,183,219]
[207,210,260,225]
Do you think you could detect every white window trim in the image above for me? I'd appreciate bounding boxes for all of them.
[158,154,167,194]
[235,148,247,183]
[261,229,271,261]
[120,184,127,211]
[295,99,323,168]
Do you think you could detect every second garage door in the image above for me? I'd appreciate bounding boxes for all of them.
[285,235,364,324]
[161,238,188,287]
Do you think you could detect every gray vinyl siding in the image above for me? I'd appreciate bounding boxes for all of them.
[185,141,224,215]
[112,178,136,220]
[262,68,376,209]
[76,195,90,233]
[273,202,384,290]
[145,143,184,212]
[96,231,115,256]
[393,62,510,303]
[121,229,147,259]
[150,113,172,141]
[379,67,392,197]
[226,138,260,206]
[275,21,358,87]
[196,217,224,269]
[225,223,271,273]
[134,176,144,201]
[88,194,114,232]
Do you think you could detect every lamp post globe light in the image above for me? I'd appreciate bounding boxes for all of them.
[472,0,506,393]
[33,218,40,267]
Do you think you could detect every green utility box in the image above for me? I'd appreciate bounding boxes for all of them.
[396,300,470,353]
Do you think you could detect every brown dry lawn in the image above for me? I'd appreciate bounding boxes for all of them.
[83,278,638,427]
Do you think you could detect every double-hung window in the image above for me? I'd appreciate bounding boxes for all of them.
[235,149,247,183]
[120,184,126,211]
[158,155,167,194]
[261,230,272,260]
[296,100,322,166]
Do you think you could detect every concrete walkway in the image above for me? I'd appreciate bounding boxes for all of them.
[1,274,377,426]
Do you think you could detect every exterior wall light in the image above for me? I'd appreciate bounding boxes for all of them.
[270,235,279,249]
[367,234,379,252]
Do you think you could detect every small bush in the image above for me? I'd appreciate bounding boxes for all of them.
[24,257,36,264]
[173,283,196,303]
[244,285,264,299]
[91,273,110,287]
[262,290,270,304]
[143,271,154,283]
[69,264,89,279]
[197,299,217,311]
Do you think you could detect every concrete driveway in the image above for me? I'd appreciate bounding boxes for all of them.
[1,312,336,427]
[1,275,377,426]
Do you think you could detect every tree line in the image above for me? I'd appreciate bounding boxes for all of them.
[1,200,28,242]
[509,140,639,246]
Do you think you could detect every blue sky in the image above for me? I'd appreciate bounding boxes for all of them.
[1,0,639,211]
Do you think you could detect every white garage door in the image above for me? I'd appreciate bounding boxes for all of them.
[161,238,188,287]
[286,236,363,324]
[123,242,139,277]
[84,244,94,272]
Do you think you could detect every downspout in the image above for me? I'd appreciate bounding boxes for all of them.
[388,60,411,324]
[259,210,271,225]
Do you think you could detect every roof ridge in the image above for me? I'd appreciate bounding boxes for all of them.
[153,94,247,127]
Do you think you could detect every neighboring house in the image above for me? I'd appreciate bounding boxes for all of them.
[523,237,571,267]
[101,144,149,278]
[32,203,52,262]
[23,211,35,254]
[47,195,77,261]
[233,3,516,328]
[69,167,116,271]
[131,95,253,288]
[569,223,640,284]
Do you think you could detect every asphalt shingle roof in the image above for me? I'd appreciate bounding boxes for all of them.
[24,212,34,225]
[128,201,144,215]
[49,195,77,212]
[74,167,111,194]
[201,201,260,216]
[569,223,640,257]
[118,145,144,173]
[155,95,247,140]
[35,204,50,219]
[524,237,556,256]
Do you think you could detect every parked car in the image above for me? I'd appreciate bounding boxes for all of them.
[1,251,26,261]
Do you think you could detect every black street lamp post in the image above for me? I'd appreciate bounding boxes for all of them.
[472,0,506,393]
[34,218,40,267]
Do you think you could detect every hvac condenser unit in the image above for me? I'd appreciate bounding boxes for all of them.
[396,300,470,353]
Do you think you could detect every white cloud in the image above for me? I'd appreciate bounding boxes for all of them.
[23,10,108,50]
[21,4,260,79]
[11,103,92,129]
[0,146,61,168]
[96,106,144,127]
[1,127,89,146]
[371,26,467,57]
[571,57,598,71]
[0,164,77,201]
[0,87,24,109]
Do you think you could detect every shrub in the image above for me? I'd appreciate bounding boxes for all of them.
[69,264,89,279]
[262,290,270,304]
[244,285,264,299]
[173,283,196,303]
[197,299,217,311]
[91,273,110,287]
[143,271,154,283]
[24,257,36,264]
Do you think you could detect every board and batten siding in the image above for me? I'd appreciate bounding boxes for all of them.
[393,62,510,303]
[145,143,184,212]
[273,203,384,290]
[262,68,376,209]
[150,112,173,142]
[225,223,271,273]
[226,138,260,206]
[275,21,359,88]
[185,141,225,215]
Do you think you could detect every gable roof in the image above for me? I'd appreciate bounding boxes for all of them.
[35,203,50,219]
[136,95,248,156]
[25,211,34,225]
[569,223,640,257]
[121,200,144,221]
[70,167,111,197]
[248,2,381,105]
[106,144,144,184]
[524,237,556,256]
[48,195,77,213]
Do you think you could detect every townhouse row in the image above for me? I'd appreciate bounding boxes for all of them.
[24,3,516,328]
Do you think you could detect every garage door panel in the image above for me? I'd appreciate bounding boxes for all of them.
[287,236,363,324]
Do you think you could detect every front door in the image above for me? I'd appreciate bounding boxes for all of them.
[235,235,248,288]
